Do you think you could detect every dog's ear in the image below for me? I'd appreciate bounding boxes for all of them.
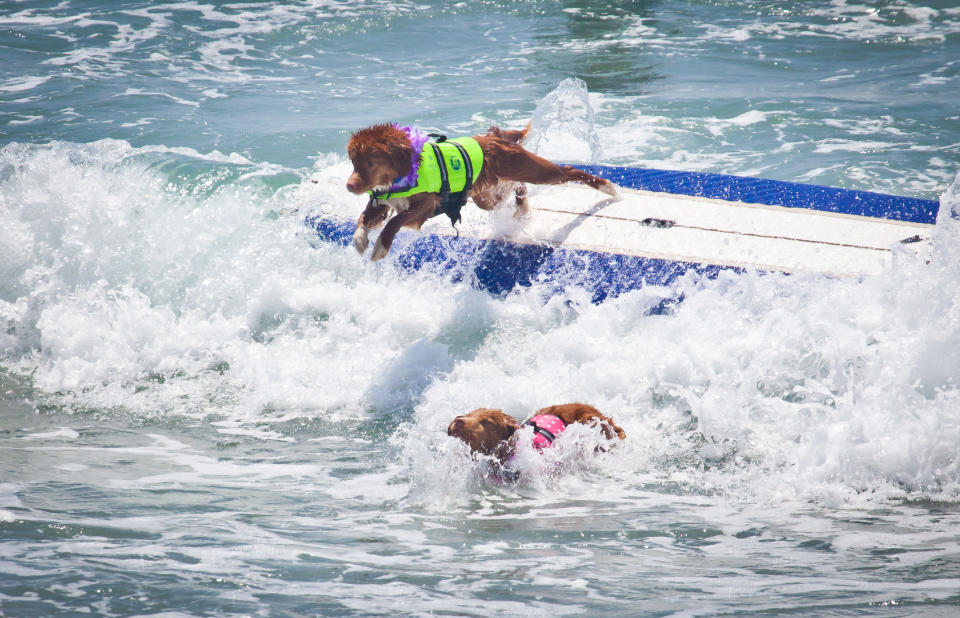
[384,137,414,177]
[503,414,521,435]
[346,131,365,160]
[490,417,521,460]
[480,416,511,435]
[595,417,626,441]
[477,412,521,444]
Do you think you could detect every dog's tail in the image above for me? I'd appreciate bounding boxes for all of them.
[486,121,531,145]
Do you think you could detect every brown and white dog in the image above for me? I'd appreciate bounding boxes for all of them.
[447,403,626,473]
[346,123,620,261]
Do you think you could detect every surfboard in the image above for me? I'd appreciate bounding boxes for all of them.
[307,165,941,304]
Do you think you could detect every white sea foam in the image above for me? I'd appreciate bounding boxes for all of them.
[119,88,199,107]
[23,428,80,441]
[2,3,960,611]
[822,117,906,137]
[705,110,779,136]
[3,131,960,518]
[0,9,90,27]
[526,79,604,165]
[813,139,900,154]
[8,115,43,126]
[20,0,390,86]
[0,76,51,93]
[695,0,960,44]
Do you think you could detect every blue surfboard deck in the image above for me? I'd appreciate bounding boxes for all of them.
[306,166,940,306]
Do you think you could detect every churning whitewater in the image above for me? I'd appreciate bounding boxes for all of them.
[2,1,960,615]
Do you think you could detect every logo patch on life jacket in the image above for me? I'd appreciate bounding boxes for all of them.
[449,156,462,171]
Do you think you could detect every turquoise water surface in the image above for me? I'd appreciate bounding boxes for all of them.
[3,1,960,616]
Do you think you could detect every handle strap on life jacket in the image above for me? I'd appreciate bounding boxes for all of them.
[524,419,558,445]
[428,137,475,228]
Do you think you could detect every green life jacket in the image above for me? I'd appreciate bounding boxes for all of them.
[370,136,484,226]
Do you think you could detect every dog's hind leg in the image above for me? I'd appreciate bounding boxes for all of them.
[470,184,506,212]
[513,183,529,219]
[485,142,620,199]
[537,162,620,198]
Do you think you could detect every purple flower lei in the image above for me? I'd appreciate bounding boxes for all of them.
[391,123,430,191]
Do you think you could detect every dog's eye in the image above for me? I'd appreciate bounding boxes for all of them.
[366,160,375,168]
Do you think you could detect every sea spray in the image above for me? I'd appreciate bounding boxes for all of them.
[526,77,604,165]
[3,1,960,612]
[400,174,960,506]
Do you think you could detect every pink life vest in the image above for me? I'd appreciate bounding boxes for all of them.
[494,414,568,484]
[525,414,566,450]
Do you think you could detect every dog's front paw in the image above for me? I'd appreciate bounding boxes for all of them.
[353,227,369,254]
[370,240,389,262]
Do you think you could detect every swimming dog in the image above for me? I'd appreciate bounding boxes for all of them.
[446,403,625,474]
[346,123,620,261]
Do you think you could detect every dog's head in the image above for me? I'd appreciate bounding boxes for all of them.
[346,123,415,194]
[447,408,522,458]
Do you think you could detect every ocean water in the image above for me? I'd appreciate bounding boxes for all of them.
[2,0,960,615]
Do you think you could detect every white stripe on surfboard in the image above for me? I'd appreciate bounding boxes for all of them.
[418,182,932,276]
[526,184,932,249]
[531,205,912,253]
